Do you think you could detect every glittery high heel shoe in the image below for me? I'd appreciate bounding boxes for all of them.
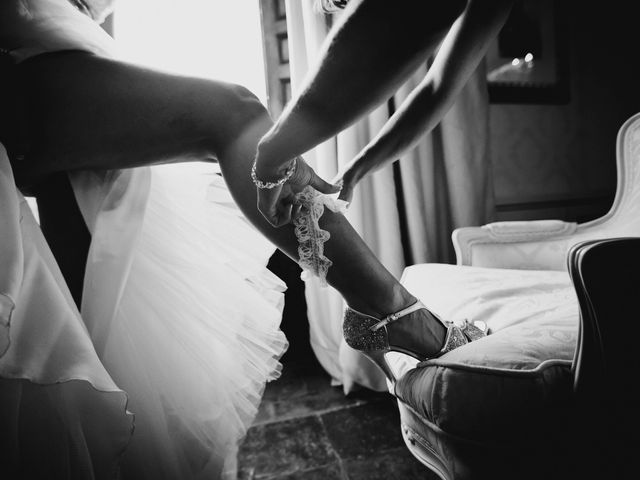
[343,300,487,383]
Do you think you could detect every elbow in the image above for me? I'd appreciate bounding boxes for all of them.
[414,74,457,120]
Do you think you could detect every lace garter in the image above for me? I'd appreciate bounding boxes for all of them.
[292,187,348,286]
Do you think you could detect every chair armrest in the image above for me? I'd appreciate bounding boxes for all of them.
[453,220,578,269]
[568,238,639,455]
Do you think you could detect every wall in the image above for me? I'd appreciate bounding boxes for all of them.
[489,3,640,222]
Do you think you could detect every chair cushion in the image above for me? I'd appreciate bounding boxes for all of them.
[395,264,578,444]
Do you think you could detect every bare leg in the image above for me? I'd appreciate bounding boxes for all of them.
[9,51,445,356]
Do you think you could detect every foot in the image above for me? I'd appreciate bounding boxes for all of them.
[386,307,448,359]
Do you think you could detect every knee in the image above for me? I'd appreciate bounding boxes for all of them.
[230,84,270,130]
[230,83,263,107]
[202,83,271,155]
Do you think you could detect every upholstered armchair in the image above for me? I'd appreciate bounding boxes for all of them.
[392,113,640,480]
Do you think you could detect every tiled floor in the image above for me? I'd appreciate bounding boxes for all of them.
[238,360,439,480]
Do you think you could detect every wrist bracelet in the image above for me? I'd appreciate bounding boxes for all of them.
[251,158,298,189]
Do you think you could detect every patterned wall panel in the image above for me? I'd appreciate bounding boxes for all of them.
[489,3,640,223]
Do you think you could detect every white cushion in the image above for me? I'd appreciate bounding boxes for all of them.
[401,264,578,369]
[394,264,578,442]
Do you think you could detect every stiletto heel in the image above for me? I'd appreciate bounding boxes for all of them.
[343,300,487,383]
[363,349,398,384]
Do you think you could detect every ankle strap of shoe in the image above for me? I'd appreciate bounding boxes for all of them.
[370,301,426,332]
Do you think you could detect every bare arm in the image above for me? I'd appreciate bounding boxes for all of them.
[338,0,514,201]
[255,0,467,179]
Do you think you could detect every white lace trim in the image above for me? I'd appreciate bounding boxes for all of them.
[293,187,348,286]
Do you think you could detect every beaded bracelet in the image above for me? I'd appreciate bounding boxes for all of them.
[251,158,298,189]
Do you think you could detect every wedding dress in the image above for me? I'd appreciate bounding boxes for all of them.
[0,1,287,479]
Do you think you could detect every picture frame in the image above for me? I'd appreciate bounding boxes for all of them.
[486,0,570,104]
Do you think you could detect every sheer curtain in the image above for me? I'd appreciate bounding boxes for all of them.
[284,0,493,393]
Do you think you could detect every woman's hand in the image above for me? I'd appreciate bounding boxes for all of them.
[256,157,340,227]
[333,160,364,205]
[334,169,357,205]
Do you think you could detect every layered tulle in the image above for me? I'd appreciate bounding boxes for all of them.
[75,164,287,479]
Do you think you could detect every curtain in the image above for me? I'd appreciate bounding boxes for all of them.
[284,0,492,393]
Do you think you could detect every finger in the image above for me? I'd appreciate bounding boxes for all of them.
[338,185,354,204]
[273,202,293,227]
[309,171,342,194]
[261,207,280,227]
[257,190,281,227]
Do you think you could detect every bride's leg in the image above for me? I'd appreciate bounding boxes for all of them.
[11,51,445,357]
[218,116,447,358]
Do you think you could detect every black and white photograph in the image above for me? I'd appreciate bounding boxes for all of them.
[1,1,638,479]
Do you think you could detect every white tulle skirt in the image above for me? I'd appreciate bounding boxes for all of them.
[0,1,287,478]
[73,164,288,479]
